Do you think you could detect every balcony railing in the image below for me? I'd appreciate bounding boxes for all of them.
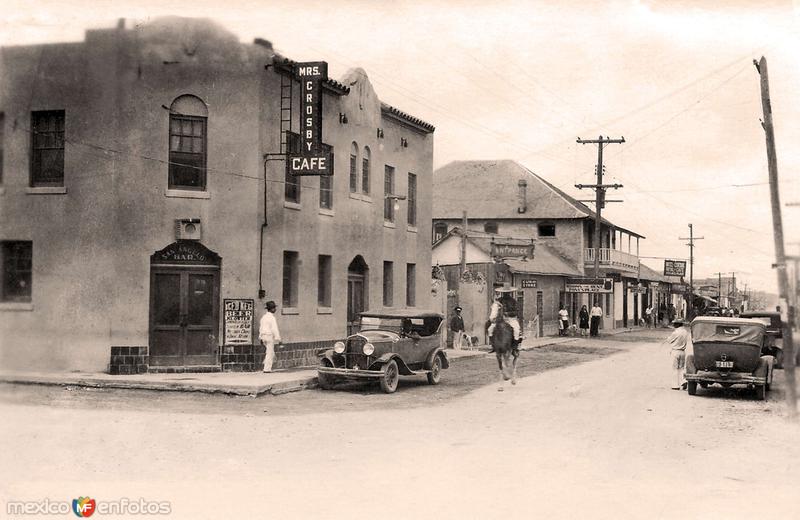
[584,248,639,272]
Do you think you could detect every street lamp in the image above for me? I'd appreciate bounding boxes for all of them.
[385,194,406,212]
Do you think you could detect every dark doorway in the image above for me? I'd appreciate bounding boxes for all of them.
[149,241,221,367]
[622,280,628,327]
[536,291,544,337]
[347,255,369,336]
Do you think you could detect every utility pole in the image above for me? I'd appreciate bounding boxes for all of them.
[680,224,704,319]
[755,56,797,420]
[460,211,468,277]
[575,135,626,278]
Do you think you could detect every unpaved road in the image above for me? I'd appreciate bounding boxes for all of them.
[1,331,798,520]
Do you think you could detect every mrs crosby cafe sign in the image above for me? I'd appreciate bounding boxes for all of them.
[288,62,333,176]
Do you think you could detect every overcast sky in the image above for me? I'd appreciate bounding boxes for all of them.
[3,0,799,295]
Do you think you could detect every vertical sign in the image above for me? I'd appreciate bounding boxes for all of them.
[223,299,254,345]
[288,61,333,176]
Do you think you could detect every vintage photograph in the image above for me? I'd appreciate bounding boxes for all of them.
[1,1,799,518]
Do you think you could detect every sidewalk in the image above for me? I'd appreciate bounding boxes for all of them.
[0,331,629,397]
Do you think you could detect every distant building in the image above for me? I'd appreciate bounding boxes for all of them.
[432,160,651,331]
[0,18,435,372]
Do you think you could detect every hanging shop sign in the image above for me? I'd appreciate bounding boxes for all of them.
[491,242,535,260]
[670,283,690,293]
[288,61,333,176]
[565,278,614,293]
[664,259,687,277]
[223,299,254,345]
[629,284,647,294]
[521,279,538,288]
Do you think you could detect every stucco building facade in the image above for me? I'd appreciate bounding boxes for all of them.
[0,18,434,372]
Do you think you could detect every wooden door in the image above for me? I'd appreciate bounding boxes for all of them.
[347,274,365,336]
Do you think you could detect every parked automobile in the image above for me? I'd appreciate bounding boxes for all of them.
[317,310,449,393]
[685,317,774,400]
[740,310,784,368]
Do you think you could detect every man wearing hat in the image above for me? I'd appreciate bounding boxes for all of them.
[664,318,692,390]
[259,301,283,373]
[487,286,522,351]
[450,306,466,350]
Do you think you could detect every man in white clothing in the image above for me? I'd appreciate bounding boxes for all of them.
[259,301,282,373]
[487,291,521,353]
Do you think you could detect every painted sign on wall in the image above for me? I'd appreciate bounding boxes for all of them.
[521,279,538,288]
[664,259,687,277]
[491,242,534,260]
[565,278,613,293]
[288,61,333,176]
[223,299,254,345]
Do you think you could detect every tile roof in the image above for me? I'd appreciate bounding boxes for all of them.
[433,160,644,238]
[380,102,435,133]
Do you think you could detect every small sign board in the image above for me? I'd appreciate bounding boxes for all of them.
[223,299,254,345]
[565,278,613,293]
[491,242,534,260]
[288,61,333,176]
[629,284,647,294]
[664,259,687,277]
[521,279,537,288]
[671,283,690,293]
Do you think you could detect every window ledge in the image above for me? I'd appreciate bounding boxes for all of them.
[282,307,299,315]
[383,221,396,229]
[406,226,418,233]
[284,201,302,211]
[537,236,556,240]
[348,193,373,203]
[317,306,333,314]
[26,186,67,195]
[165,189,210,199]
[0,302,34,311]
[318,208,335,217]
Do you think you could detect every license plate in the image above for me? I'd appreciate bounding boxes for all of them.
[716,360,734,368]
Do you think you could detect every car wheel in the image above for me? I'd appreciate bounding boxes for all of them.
[687,381,698,395]
[317,362,335,390]
[379,360,399,394]
[427,355,442,385]
[755,384,766,400]
[699,382,708,389]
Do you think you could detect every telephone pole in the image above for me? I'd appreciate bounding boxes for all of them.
[460,211,468,277]
[755,56,797,420]
[680,224,704,319]
[575,136,626,278]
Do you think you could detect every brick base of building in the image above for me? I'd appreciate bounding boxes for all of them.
[109,346,148,375]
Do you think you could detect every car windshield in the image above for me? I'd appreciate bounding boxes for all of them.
[360,316,441,336]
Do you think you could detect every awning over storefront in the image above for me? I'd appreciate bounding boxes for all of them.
[504,244,582,277]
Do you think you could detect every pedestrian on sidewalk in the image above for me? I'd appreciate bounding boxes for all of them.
[645,304,653,329]
[259,301,283,373]
[450,306,465,350]
[664,318,691,390]
[579,305,590,336]
[558,305,569,336]
[590,301,602,337]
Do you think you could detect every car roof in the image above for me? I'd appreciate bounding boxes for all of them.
[691,316,767,327]
[360,309,444,319]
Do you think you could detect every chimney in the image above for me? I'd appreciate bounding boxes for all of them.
[517,179,527,213]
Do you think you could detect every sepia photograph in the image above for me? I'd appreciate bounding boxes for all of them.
[1,1,799,518]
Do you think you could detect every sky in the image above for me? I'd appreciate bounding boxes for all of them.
[3,0,799,296]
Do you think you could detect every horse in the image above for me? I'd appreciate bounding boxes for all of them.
[489,305,519,390]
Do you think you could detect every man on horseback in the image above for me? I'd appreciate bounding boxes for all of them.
[487,289,522,353]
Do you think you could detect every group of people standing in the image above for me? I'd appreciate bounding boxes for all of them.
[559,302,603,337]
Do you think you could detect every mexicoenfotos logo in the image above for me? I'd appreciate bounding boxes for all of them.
[72,497,96,517]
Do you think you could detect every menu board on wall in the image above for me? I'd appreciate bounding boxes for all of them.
[223,299,254,345]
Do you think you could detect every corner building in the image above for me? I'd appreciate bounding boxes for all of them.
[0,18,434,372]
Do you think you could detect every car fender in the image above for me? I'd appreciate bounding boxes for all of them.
[373,353,415,375]
[685,354,696,375]
[754,355,773,379]
[318,350,337,367]
[425,348,450,370]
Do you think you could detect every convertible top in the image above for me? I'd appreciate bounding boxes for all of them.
[691,316,766,346]
[360,309,444,319]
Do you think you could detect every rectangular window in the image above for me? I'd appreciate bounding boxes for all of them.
[1,241,32,302]
[285,132,301,203]
[318,255,332,307]
[362,155,370,194]
[168,114,206,190]
[605,293,611,317]
[383,261,394,307]
[407,173,417,227]
[349,152,358,193]
[319,144,334,209]
[30,110,65,187]
[406,263,416,307]
[384,165,395,222]
[0,112,5,184]
[282,251,299,308]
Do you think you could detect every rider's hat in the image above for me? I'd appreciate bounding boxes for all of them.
[454,306,462,312]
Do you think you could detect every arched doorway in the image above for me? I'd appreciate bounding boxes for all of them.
[149,241,221,367]
[347,256,369,336]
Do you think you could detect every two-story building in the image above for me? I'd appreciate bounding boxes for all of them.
[0,17,434,373]
[432,160,647,332]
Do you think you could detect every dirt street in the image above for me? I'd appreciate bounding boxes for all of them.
[1,331,798,520]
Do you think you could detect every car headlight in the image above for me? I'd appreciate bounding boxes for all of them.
[333,341,346,354]
[362,342,375,356]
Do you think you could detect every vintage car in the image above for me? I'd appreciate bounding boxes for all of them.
[685,317,774,400]
[317,310,449,393]
[740,310,784,368]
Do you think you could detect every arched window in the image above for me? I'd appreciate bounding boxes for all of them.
[168,95,208,190]
[362,146,371,194]
[484,222,498,234]
[538,222,556,237]
[433,222,448,243]
[349,142,359,193]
